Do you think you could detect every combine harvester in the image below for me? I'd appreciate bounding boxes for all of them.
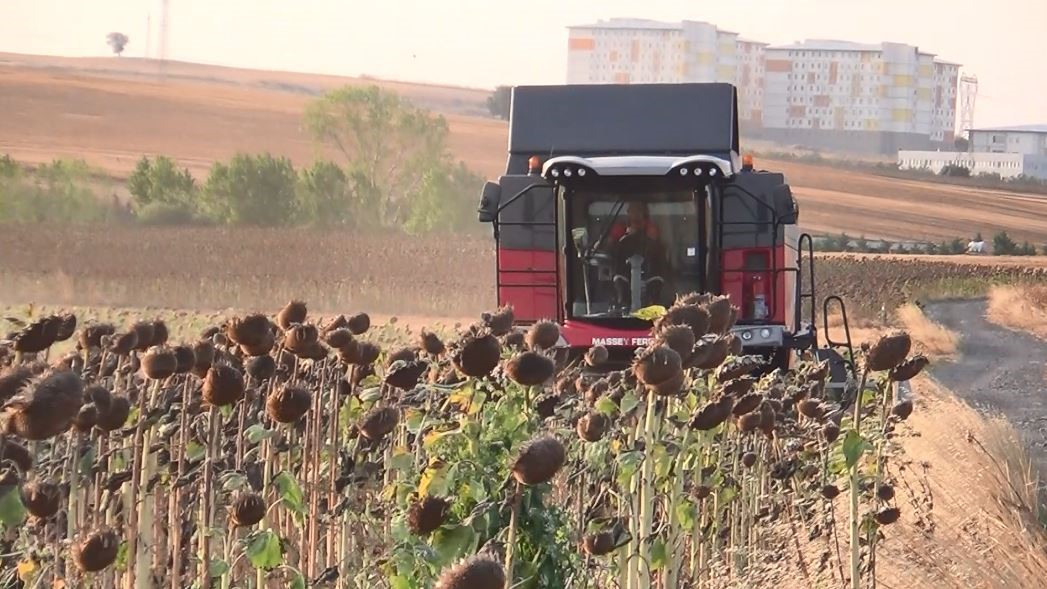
[476,82,855,388]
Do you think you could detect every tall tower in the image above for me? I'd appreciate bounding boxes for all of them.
[158,0,170,78]
[958,74,978,142]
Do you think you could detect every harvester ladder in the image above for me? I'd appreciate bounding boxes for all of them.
[796,232,818,345]
[822,295,857,379]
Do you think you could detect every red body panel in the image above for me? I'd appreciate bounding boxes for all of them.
[720,243,797,328]
[497,248,558,322]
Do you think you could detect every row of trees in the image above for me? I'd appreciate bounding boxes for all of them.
[814,231,1044,256]
[1,86,486,234]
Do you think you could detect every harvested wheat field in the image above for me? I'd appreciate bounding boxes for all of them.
[5,53,1047,243]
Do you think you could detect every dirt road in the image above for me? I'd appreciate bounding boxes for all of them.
[924,298,1047,451]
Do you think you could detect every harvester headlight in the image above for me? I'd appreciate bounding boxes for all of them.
[550,168,560,177]
[679,168,688,176]
[577,168,586,177]
[564,168,573,177]
[709,167,718,176]
[694,168,703,176]
[741,330,753,341]
[760,328,772,339]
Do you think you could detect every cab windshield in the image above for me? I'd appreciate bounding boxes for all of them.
[566,186,706,319]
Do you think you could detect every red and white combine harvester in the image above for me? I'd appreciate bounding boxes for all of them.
[477,83,854,386]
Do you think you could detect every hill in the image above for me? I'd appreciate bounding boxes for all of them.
[4,52,1047,243]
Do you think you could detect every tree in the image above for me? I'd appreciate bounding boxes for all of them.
[304,85,451,228]
[993,230,1017,255]
[487,86,511,120]
[106,32,129,56]
[202,153,299,226]
[404,160,485,234]
[953,136,970,152]
[297,160,353,226]
[127,156,196,210]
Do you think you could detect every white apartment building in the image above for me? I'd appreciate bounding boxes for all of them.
[736,39,767,124]
[566,19,759,124]
[565,21,961,154]
[761,40,959,153]
[899,125,1047,180]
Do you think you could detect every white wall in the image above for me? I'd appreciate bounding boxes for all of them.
[897,150,1047,179]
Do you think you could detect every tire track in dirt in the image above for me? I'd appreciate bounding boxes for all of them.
[924,298,1047,453]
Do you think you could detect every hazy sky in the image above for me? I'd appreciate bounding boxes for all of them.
[2,0,1044,127]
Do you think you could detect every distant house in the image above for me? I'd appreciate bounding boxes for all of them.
[966,239,986,254]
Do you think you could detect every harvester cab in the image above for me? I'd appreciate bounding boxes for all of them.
[477,83,855,388]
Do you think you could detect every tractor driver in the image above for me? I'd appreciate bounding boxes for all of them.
[607,201,668,308]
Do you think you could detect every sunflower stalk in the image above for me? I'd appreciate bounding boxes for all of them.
[849,367,870,589]
[199,405,220,589]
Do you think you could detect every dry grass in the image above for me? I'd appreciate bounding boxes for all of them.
[767,377,1047,589]
[986,284,1047,339]
[896,303,961,359]
[874,379,1047,589]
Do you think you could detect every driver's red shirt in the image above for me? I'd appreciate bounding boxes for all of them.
[609,220,659,242]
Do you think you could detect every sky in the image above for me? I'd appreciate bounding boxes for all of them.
[2,0,1044,128]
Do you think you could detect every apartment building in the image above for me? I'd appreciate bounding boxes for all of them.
[761,40,959,153]
[566,19,759,124]
[565,19,961,154]
[736,39,767,125]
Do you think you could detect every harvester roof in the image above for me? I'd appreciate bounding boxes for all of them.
[506,83,739,175]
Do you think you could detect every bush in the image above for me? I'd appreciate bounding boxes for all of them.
[993,230,1018,255]
[940,164,971,177]
[135,201,200,226]
[0,158,117,224]
[403,160,486,234]
[128,156,196,211]
[202,153,299,226]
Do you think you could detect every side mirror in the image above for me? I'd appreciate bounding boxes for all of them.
[772,184,798,225]
[477,181,501,223]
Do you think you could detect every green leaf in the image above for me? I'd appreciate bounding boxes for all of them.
[619,391,641,415]
[842,430,867,469]
[390,576,413,589]
[405,409,425,434]
[78,445,96,477]
[289,570,307,589]
[186,440,206,462]
[594,396,618,416]
[0,487,26,528]
[246,529,283,569]
[208,559,230,578]
[219,471,249,493]
[432,524,475,566]
[650,538,668,570]
[114,541,129,571]
[358,387,382,402]
[245,424,274,444]
[273,471,306,521]
[675,500,697,531]
[388,448,414,473]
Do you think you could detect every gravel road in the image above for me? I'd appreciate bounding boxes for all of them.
[924,297,1047,449]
